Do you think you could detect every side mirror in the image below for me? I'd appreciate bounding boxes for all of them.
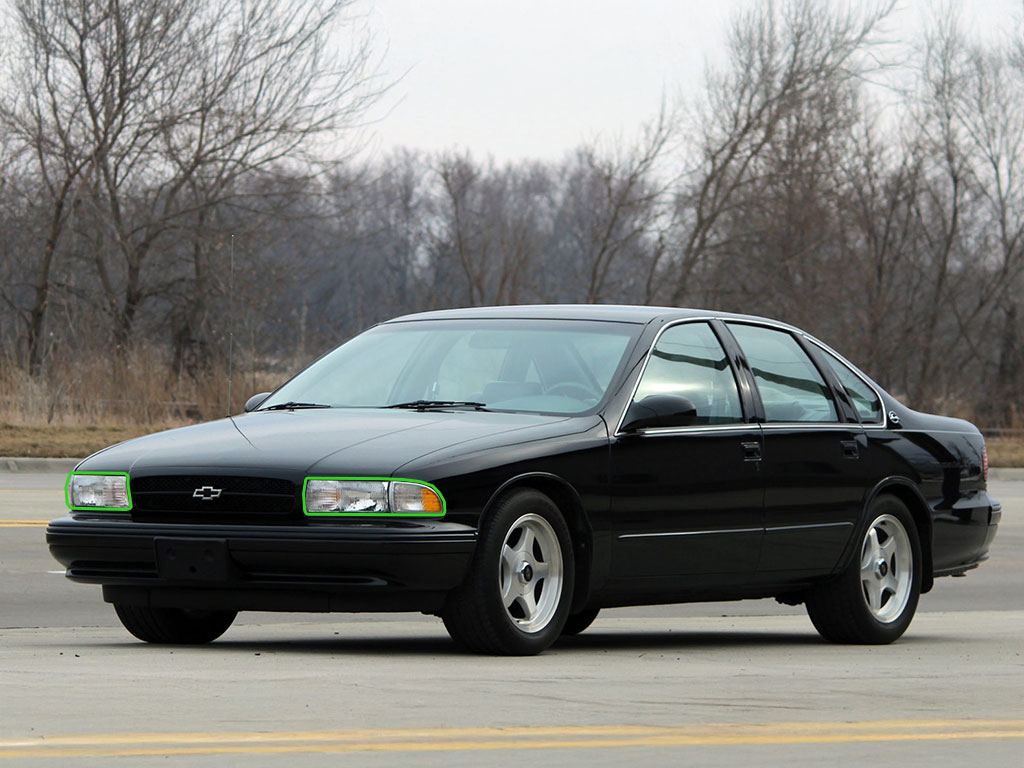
[620,395,698,432]
[244,392,272,412]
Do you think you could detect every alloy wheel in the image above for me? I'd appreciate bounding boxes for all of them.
[498,512,563,633]
[859,513,913,623]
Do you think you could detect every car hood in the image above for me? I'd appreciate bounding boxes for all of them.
[77,408,581,478]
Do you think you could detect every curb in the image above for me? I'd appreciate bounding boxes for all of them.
[0,457,80,473]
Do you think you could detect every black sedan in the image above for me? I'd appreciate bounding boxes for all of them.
[47,305,1000,655]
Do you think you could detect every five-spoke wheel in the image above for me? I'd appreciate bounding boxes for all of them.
[442,489,574,655]
[859,513,913,623]
[806,495,921,644]
[499,513,563,633]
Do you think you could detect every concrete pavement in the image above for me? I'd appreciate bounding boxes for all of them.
[1,471,1020,766]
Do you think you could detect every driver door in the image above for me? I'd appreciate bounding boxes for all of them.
[609,321,763,586]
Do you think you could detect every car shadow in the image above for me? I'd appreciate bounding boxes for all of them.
[554,629,823,650]
[82,626,952,656]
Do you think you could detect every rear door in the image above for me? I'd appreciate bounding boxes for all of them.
[724,322,870,576]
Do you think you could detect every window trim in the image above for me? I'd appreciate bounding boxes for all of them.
[723,321,845,427]
[614,316,890,435]
[614,318,754,436]
[794,335,862,424]
[804,338,887,429]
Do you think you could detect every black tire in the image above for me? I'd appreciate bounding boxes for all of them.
[442,489,574,655]
[113,603,236,644]
[805,496,921,644]
[560,607,600,637]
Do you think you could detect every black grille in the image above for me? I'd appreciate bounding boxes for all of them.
[131,475,297,520]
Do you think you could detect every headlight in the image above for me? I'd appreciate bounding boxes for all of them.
[66,473,132,511]
[303,478,445,517]
[305,479,387,514]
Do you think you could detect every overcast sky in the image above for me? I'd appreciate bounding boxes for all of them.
[361,0,1021,163]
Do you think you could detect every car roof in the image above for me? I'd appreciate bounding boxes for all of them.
[385,304,801,330]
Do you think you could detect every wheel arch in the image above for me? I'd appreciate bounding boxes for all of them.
[862,478,935,594]
[484,472,593,612]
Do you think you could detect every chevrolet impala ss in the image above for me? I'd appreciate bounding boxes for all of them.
[47,305,1000,654]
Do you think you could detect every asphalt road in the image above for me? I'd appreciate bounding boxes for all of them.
[1,470,1021,766]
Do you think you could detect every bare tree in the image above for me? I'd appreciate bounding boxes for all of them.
[879,10,1024,412]
[0,1,94,373]
[665,0,895,306]
[952,29,1024,418]
[430,153,550,307]
[831,118,925,386]
[549,107,676,304]
[3,0,1024,428]
[1,0,384,368]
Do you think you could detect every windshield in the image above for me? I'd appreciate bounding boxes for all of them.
[260,319,640,415]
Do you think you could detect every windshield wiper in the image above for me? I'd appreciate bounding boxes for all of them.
[260,401,332,411]
[386,400,488,411]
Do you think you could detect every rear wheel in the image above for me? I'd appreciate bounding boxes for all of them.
[113,604,236,644]
[442,489,574,655]
[805,496,921,644]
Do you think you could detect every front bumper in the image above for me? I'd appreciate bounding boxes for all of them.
[46,515,477,614]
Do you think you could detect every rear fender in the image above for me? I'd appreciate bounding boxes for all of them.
[835,477,935,594]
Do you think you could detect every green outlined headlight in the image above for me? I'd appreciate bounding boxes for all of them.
[303,477,445,517]
[305,480,387,514]
[66,472,132,511]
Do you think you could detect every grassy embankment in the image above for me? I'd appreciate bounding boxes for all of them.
[0,347,285,459]
[2,348,1022,463]
[0,423,181,458]
[986,437,1024,468]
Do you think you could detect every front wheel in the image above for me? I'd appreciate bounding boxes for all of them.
[805,496,921,644]
[442,489,574,655]
[114,604,236,644]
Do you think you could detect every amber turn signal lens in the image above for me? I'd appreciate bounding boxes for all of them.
[421,486,443,513]
[389,481,445,515]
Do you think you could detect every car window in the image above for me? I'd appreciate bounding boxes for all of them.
[292,329,428,406]
[261,319,638,415]
[727,323,838,423]
[633,322,743,425]
[573,334,632,391]
[432,334,507,401]
[818,347,884,424]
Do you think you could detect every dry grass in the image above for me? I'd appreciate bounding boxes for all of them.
[0,343,288,458]
[2,345,1023,465]
[987,438,1024,468]
[1,342,288,426]
[0,423,181,458]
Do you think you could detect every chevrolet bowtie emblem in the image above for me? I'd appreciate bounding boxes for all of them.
[193,486,223,501]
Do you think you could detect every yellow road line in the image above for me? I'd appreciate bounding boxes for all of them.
[0,522,49,527]
[2,720,1022,759]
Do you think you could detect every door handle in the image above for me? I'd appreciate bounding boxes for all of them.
[742,441,762,462]
[841,440,860,459]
